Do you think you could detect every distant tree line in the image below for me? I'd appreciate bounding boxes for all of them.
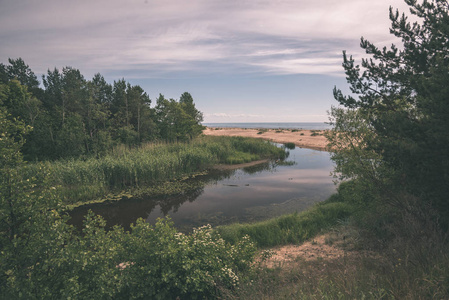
[0,58,204,160]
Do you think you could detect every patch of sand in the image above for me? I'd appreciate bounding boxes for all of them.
[261,231,381,269]
[262,235,346,268]
[203,127,328,151]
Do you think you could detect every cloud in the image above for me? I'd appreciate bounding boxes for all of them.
[0,0,411,78]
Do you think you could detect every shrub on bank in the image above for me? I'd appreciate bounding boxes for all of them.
[115,218,257,299]
[1,209,257,299]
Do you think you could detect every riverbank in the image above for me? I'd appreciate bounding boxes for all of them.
[203,127,328,151]
[24,136,286,207]
[217,194,449,299]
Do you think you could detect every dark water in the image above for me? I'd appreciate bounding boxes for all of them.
[69,147,336,232]
[202,122,331,130]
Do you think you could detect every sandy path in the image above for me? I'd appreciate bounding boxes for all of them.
[203,127,328,151]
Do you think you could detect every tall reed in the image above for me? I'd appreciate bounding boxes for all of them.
[23,136,286,205]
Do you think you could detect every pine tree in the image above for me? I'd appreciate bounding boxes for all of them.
[330,0,449,222]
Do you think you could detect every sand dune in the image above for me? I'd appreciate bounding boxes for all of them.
[203,127,328,151]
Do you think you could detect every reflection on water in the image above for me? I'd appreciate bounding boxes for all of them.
[69,147,336,232]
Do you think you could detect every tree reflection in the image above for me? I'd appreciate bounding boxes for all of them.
[68,169,237,231]
[69,155,296,232]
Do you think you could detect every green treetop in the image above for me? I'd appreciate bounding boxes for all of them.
[329,0,449,222]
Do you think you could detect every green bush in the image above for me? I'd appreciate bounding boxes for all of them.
[1,208,257,299]
[283,142,295,150]
[116,218,257,299]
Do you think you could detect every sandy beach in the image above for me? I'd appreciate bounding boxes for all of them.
[203,127,328,151]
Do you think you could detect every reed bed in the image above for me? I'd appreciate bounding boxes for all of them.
[23,136,286,205]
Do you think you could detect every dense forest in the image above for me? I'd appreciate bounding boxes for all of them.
[0,60,204,160]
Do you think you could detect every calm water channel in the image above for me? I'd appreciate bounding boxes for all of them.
[69,146,336,232]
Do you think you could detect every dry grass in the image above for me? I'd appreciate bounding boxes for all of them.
[222,214,449,299]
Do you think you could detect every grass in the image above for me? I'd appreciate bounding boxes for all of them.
[216,201,354,248]
[224,215,449,299]
[22,136,286,206]
[283,142,295,150]
[216,185,449,299]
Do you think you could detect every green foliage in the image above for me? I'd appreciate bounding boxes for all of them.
[326,107,387,189]
[224,151,259,164]
[56,113,88,158]
[0,107,260,298]
[0,58,39,89]
[216,201,354,247]
[21,136,285,205]
[1,209,257,299]
[329,0,449,225]
[1,60,204,160]
[155,93,203,142]
[0,79,41,126]
[180,92,204,138]
[283,142,295,150]
[117,219,256,299]
[0,108,31,169]
[0,118,259,298]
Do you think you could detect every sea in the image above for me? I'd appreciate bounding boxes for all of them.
[202,122,331,130]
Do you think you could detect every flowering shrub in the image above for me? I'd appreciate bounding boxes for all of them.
[1,206,256,299]
[117,218,257,299]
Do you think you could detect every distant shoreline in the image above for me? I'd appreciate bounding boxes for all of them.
[203,127,328,151]
[202,122,331,131]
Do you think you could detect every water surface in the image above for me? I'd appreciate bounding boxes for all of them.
[70,146,336,232]
[202,122,331,130]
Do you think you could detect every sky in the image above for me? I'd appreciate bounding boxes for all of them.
[0,0,411,123]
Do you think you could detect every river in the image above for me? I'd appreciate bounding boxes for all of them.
[69,146,336,232]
